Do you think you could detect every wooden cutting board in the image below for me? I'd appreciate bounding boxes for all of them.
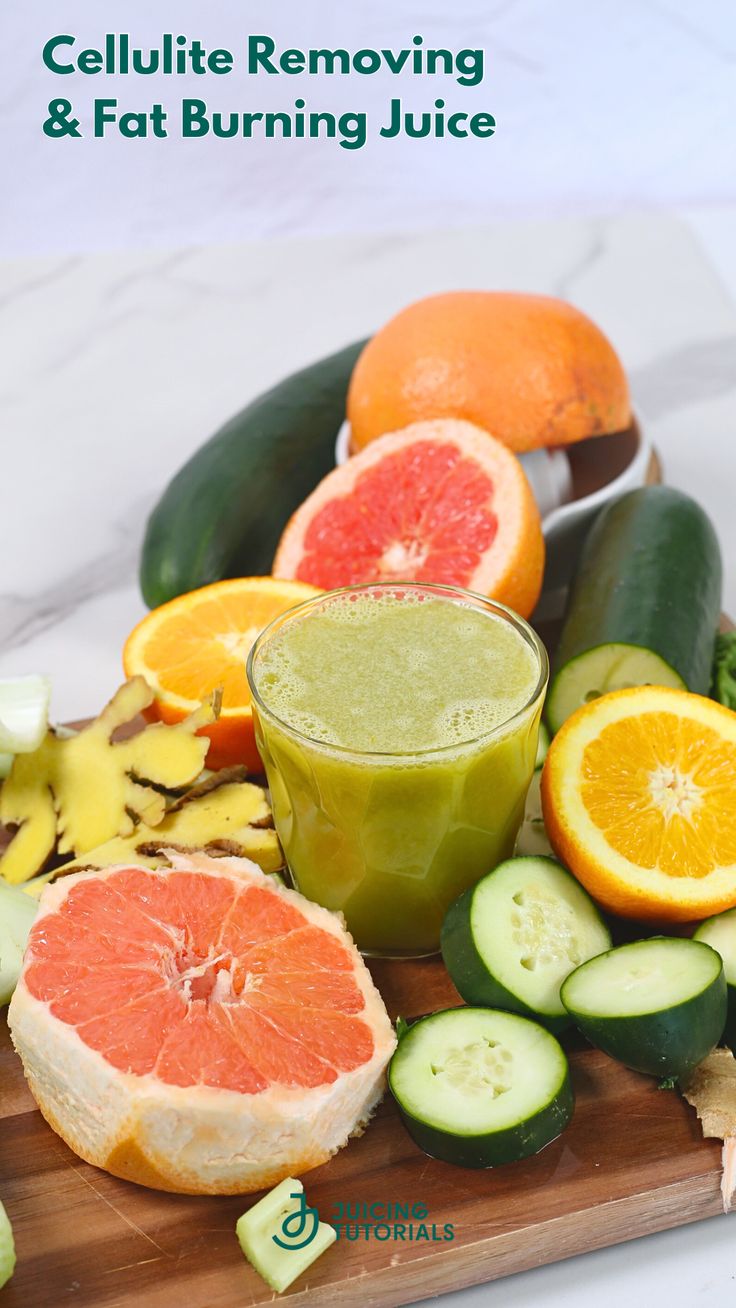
[1,454,733,1306]
[0,963,727,1308]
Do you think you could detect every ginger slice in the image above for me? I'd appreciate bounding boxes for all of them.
[62,778,283,876]
[0,678,215,884]
[682,1047,736,1212]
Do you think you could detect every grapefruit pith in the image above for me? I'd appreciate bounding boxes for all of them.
[8,853,396,1194]
[273,420,545,619]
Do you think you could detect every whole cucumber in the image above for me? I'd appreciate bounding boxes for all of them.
[140,339,366,608]
[547,485,722,732]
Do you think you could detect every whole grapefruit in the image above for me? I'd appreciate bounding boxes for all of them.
[347,291,630,454]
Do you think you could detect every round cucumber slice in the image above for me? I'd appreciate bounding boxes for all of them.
[695,907,736,1049]
[441,856,611,1031]
[0,1201,15,1289]
[388,1007,573,1168]
[561,937,726,1079]
[515,772,554,859]
[547,643,685,735]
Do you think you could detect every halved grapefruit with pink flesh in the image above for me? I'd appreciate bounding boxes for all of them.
[8,853,396,1194]
[273,419,545,619]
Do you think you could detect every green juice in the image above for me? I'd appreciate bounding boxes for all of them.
[249,585,547,957]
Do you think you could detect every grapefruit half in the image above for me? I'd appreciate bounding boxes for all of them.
[273,420,545,618]
[8,853,396,1194]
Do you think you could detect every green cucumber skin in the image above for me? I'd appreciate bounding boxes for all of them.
[393,1077,574,1169]
[562,967,726,1081]
[388,1013,574,1169]
[140,340,366,608]
[441,880,571,1034]
[551,485,722,704]
[440,857,611,1034]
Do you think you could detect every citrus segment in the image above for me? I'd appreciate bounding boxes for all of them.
[346,291,630,453]
[123,577,321,770]
[542,686,736,921]
[8,854,396,1193]
[273,421,544,618]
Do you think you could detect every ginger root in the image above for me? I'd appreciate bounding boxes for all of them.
[0,678,215,884]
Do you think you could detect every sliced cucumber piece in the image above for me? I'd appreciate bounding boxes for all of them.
[535,721,550,770]
[548,643,684,734]
[0,1201,15,1288]
[0,880,38,1006]
[388,1007,573,1168]
[236,1176,336,1294]
[441,857,611,1031]
[695,908,736,1049]
[561,937,726,1080]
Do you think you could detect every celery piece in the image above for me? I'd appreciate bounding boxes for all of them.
[713,632,736,711]
[236,1177,336,1294]
[0,676,51,754]
[0,1201,15,1288]
[0,879,38,1005]
[0,753,12,780]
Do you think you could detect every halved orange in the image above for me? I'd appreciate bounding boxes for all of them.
[123,578,320,771]
[541,685,736,922]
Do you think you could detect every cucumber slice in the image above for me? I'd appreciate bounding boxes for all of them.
[388,1007,573,1168]
[695,908,736,1050]
[535,721,550,770]
[548,486,722,733]
[236,1177,336,1294]
[441,857,611,1031]
[561,937,726,1080]
[548,643,685,734]
[0,1201,15,1288]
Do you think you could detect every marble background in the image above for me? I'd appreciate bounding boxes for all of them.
[3,3,736,1306]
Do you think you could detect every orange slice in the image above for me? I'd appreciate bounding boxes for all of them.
[123,578,320,771]
[541,686,736,922]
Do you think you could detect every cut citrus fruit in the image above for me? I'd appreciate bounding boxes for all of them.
[347,292,630,454]
[123,577,320,770]
[273,420,545,619]
[8,853,395,1194]
[541,686,736,922]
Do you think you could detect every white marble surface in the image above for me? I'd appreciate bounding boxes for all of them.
[1,211,736,1306]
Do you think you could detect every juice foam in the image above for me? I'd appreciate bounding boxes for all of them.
[254,590,539,754]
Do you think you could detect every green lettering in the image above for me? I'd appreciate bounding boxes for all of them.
[248,35,277,73]
[43,34,75,74]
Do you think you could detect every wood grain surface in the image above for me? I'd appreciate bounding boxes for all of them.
[2,454,734,1307]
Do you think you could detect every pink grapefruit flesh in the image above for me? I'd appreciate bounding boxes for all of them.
[273,420,545,618]
[8,853,396,1194]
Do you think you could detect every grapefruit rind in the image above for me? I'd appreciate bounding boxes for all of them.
[541,687,736,922]
[8,853,396,1195]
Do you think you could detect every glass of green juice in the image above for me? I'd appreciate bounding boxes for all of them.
[247,582,548,958]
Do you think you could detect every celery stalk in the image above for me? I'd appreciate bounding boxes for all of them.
[0,676,51,754]
[0,1202,15,1289]
[0,879,38,1005]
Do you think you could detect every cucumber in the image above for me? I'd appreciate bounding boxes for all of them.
[561,937,726,1080]
[140,340,366,608]
[547,486,722,733]
[441,856,611,1031]
[695,908,736,1050]
[388,1007,573,1168]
